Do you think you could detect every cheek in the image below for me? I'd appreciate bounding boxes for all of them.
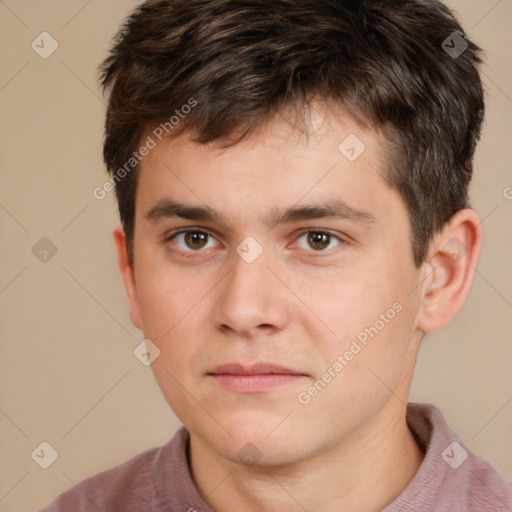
[308,269,402,341]
[135,256,198,332]
[134,263,209,380]
[297,302,414,431]
[309,259,417,381]
[139,287,209,423]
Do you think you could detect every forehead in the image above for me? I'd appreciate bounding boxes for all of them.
[135,103,399,229]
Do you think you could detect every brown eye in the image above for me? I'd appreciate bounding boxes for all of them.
[296,231,343,252]
[184,231,209,250]
[170,230,216,252]
[308,232,331,250]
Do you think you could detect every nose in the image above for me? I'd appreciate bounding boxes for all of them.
[211,246,290,338]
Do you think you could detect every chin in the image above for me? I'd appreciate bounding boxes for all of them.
[194,415,312,465]
[222,437,309,468]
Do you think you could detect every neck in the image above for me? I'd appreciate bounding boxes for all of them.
[189,400,424,512]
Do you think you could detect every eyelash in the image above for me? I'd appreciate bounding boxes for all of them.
[164,228,347,259]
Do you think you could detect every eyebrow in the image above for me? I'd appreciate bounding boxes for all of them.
[144,198,377,228]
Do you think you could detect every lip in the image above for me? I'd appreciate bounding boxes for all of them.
[207,363,309,393]
[209,363,306,376]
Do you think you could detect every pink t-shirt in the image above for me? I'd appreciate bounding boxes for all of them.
[36,402,512,511]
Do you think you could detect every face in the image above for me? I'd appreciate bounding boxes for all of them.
[124,104,426,466]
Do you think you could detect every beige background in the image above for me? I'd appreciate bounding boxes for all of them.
[0,0,511,510]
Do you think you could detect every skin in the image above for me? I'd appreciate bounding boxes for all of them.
[114,102,482,511]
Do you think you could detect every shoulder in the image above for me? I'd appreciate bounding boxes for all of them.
[35,428,188,512]
[385,403,512,511]
[463,452,512,511]
[37,447,158,512]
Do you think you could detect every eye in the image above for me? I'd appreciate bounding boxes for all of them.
[168,229,218,252]
[295,231,344,252]
[165,228,346,257]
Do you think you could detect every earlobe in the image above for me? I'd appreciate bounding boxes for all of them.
[113,225,143,331]
[417,209,482,333]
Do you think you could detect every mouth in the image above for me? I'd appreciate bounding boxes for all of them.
[207,363,309,393]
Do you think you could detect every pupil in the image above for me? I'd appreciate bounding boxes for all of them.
[309,232,329,250]
[186,231,207,249]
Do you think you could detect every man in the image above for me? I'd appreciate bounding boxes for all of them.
[39,0,512,510]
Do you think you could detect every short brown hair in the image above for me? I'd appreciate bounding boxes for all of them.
[99,0,484,267]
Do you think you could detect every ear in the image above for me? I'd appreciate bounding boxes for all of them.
[416,209,482,333]
[113,225,143,331]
